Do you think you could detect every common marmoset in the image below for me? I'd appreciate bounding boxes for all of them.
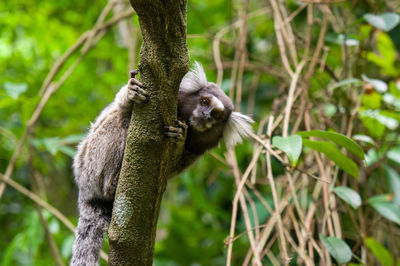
[70,62,253,265]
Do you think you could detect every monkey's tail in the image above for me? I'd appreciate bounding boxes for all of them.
[70,198,113,266]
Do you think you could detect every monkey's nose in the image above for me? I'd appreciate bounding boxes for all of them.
[211,109,224,120]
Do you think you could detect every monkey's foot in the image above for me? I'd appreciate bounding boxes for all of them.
[164,120,187,142]
[128,75,148,104]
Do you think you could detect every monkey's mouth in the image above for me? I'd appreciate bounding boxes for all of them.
[189,117,216,132]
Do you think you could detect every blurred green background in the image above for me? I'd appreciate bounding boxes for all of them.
[1,0,400,265]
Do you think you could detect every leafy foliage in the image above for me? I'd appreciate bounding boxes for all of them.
[272,135,302,166]
[366,237,395,266]
[332,186,362,209]
[319,234,352,265]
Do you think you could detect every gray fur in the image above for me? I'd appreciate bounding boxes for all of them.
[71,62,253,265]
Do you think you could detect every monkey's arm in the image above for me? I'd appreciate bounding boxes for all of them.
[73,78,147,199]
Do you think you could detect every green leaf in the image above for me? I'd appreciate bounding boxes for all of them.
[365,237,394,266]
[297,130,365,159]
[365,149,378,166]
[272,135,302,167]
[367,52,398,76]
[42,137,61,155]
[31,135,82,157]
[368,195,400,224]
[362,92,382,109]
[59,134,85,145]
[61,235,75,259]
[385,167,400,205]
[48,219,60,234]
[360,110,399,130]
[383,93,400,110]
[368,194,393,204]
[0,97,15,109]
[367,32,399,76]
[364,13,400,32]
[319,234,352,265]
[3,82,28,100]
[325,34,359,46]
[58,146,76,158]
[371,202,400,225]
[352,134,376,146]
[360,114,386,138]
[390,81,400,97]
[323,103,337,117]
[330,78,362,90]
[387,146,400,164]
[362,74,388,93]
[376,33,396,64]
[332,186,362,209]
[302,139,359,178]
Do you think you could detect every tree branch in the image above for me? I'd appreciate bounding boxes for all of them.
[108,1,189,265]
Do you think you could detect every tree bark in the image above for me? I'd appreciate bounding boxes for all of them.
[108,1,189,265]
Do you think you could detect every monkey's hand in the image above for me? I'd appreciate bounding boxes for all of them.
[116,70,148,110]
[128,74,148,104]
[164,120,187,143]
[165,120,193,178]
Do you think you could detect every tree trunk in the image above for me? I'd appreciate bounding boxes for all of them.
[108,1,189,265]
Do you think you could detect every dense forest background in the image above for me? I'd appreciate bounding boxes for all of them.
[1,0,400,265]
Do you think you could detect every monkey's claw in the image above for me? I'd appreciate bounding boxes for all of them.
[164,120,187,142]
[127,75,148,104]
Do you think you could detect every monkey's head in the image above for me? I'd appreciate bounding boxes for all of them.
[178,62,254,151]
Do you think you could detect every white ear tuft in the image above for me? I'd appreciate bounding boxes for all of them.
[179,61,208,93]
[223,112,254,148]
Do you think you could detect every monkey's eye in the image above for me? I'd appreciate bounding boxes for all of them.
[200,98,209,107]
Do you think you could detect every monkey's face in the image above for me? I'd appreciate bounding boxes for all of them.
[179,82,233,132]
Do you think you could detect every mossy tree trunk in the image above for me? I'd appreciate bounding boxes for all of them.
[108,1,189,265]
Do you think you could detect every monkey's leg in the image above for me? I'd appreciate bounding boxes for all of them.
[70,198,112,266]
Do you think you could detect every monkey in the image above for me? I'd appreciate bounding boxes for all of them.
[70,62,253,265]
